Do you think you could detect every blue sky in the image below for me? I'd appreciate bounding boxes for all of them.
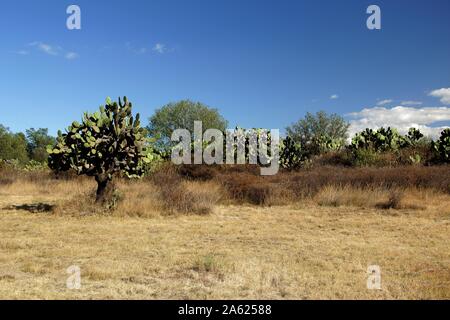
[0,0,449,137]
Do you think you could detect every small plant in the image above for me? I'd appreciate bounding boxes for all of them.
[408,154,422,165]
[377,190,404,209]
[192,254,223,274]
[24,160,48,172]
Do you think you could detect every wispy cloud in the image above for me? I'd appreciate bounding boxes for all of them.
[65,52,79,60]
[401,100,422,106]
[124,42,173,55]
[330,94,339,100]
[376,99,393,106]
[429,88,450,105]
[153,43,167,54]
[16,50,29,55]
[29,41,60,56]
[21,41,79,60]
[347,106,450,139]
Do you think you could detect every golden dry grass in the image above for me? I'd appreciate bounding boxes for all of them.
[0,177,449,299]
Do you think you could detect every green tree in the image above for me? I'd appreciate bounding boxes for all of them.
[147,100,228,151]
[48,97,155,205]
[26,128,55,162]
[0,125,29,163]
[286,111,349,156]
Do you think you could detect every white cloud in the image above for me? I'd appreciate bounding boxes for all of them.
[153,43,167,54]
[347,106,450,139]
[16,50,29,55]
[29,41,60,56]
[401,100,422,106]
[330,94,339,100]
[25,42,79,60]
[376,99,393,106]
[429,88,450,104]
[65,52,79,60]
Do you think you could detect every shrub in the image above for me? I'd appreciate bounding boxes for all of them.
[312,150,353,167]
[159,181,220,215]
[178,164,216,181]
[376,190,407,209]
[24,160,48,172]
[286,111,349,156]
[152,166,221,214]
[352,149,395,167]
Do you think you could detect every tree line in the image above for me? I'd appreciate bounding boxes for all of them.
[1,99,449,168]
[0,125,55,164]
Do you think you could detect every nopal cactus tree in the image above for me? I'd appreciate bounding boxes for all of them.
[48,97,153,205]
[279,136,304,169]
[351,127,404,152]
[432,128,450,163]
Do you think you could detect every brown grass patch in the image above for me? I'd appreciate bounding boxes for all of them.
[0,167,450,299]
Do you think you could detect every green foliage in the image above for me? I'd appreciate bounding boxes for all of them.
[0,159,22,170]
[432,128,450,163]
[141,136,165,174]
[314,134,343,154]
[26,128,55,163]
[286,111,349,157]
[405,128,424,146]
[349,127,438,166]
[351,127,405,152]
[24,160,49,172]
[352,148,388,167]
[147,100,228,151]
[48,97,155,203]
[279,136,304,169]
[408,154,422,165]
[0,125,29,163]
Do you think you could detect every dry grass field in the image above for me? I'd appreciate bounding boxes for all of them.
[0,166,449,299]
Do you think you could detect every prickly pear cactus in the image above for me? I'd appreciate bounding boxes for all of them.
[314,134,343,153]
[432,128,450,163]
[351,127,405,152]
[279,136,304,169]
[47,97,154,204]
[407,128,424,144]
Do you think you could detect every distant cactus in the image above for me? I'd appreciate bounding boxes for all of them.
[432,128,450,163]
[351,127,405,152]
[47,97,154,205]
[314,134,343,154]
[279,136,304,169]
[407,128,424,144]
[400,128,424,148]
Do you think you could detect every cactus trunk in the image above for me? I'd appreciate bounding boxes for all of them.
[95,175,115,205]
